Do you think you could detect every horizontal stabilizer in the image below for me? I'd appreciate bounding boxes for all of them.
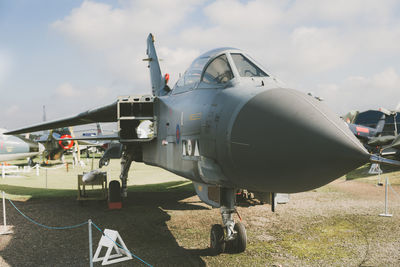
[370,154,400,167]
[5,102,117,135]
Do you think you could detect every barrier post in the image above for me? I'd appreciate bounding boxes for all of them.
[45,169,48,189]
[0,191,12,235]
[36,164,39,176]
[2,191,6,227]
[379,177,393,217]
[89,219,93,267]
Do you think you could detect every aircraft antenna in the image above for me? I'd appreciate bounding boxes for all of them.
[43,105,46,122]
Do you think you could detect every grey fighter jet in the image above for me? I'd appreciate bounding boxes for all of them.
[0,128,44,162]
[5,34,399,254]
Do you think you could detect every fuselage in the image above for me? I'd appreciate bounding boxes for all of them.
[142,48,370,193]
[0,129,41,161]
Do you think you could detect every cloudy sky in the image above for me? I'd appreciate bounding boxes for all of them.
[1,0,400,129]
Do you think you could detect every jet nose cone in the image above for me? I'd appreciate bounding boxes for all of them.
[229,88,369,192]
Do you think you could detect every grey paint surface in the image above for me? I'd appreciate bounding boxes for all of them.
[0,129,41,161]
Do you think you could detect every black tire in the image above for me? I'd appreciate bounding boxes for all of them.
[109,180,121,202]
[99,158,110,168]
[27,158,34,167]
[234,222,247,253]
[210,224,225,255]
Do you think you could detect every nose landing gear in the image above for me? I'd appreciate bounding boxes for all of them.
[209,187,247,255]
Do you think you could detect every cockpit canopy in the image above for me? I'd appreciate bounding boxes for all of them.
[173,48,269,92]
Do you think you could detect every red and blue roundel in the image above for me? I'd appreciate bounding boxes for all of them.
[176,124,180,144]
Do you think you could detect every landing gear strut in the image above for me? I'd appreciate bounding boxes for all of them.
[210,187,247,254]
[119,145,134,198]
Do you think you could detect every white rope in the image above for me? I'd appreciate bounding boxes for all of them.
[38,164,66,170]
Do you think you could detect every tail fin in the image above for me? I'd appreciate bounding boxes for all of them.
[43,105,49,135]
[144,33,165,96]
[96,123,103,136]
[375,114,386,133]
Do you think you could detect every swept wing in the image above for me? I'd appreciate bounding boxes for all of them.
[5,102,117,135]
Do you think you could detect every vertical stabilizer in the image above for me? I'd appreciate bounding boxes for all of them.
[375,114,386,134]
[96,123,103,136]
[43,105,49,135]
[145,33,165,96]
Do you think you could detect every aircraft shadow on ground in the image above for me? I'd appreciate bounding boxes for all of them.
[0,181,211,266]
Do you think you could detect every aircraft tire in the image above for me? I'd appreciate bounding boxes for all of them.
[99,158,110,168]
[27,158,34,167]
[210,224,225,255]
[234,222,247,253]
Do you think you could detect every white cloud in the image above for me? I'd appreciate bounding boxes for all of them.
[5,105,20,116]
[48,0,400,116]
[288,0,397,24]
[52,0,201,88]
[0,50,12,87]
[55,82,82,98]
[315,68,400,115]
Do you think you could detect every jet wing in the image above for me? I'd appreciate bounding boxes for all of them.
[370,154,400,167]
[55,135,154,143]
[5,102,117,135]
[55,134,120,141]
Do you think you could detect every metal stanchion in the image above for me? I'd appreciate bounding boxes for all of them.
[379,177,393,217]
[1,191,13,235]
[2,191,6,227]
[89,219,93,267]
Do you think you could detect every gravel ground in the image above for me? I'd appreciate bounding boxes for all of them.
[0,177,399,266]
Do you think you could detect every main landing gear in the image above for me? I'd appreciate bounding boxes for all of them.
[119,148,134,198]
[210,188,247,255]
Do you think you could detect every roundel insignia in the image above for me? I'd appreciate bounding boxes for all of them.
[176,124,180,144]
[59,134,74,149]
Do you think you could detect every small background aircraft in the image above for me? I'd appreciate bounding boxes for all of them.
[0,128,44,164]
[344,108,400,157]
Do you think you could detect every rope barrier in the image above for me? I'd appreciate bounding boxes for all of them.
[4,195,152,266]
[92,222,153,267]
[37,164,66,170]
[388,183,400,200]
[8,199,88,230]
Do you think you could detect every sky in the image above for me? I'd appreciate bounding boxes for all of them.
[1,0,400,129]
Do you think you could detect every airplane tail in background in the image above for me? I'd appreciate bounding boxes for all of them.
[145,33,167,96]
[375,114,386,133]
[96,123,103,136]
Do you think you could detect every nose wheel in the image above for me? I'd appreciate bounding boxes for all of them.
[209,222,247,254]
[209,187,247,254]
[210,224,225,255]
[233,222,247,253]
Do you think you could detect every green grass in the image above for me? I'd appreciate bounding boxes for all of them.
[0,180,194,200]
[0,155,192,200]
[345,164,400,185]
[278,219,355,261]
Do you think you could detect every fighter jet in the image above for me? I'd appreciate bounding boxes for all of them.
[5,34,399,254]
[346,114,386,142]
[0,128,44,163]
